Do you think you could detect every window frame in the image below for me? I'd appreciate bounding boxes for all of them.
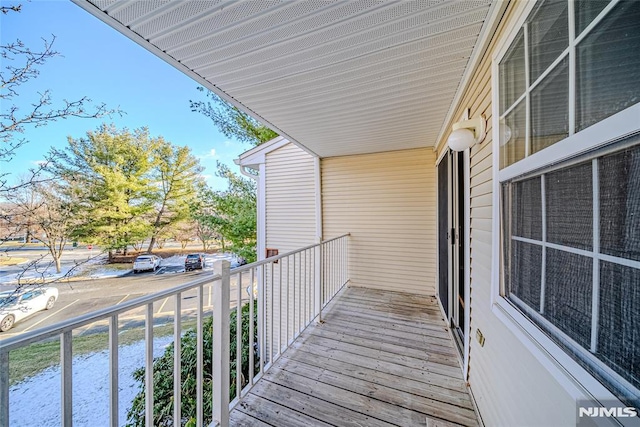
[490,0,640,405]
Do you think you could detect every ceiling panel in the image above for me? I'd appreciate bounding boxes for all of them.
[77,0,493,157]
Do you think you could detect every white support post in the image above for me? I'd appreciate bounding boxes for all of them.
[315,244,323,323]
[213,260,230,427]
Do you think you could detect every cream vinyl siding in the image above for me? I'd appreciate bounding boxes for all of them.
[436,1,576,425]
[264,143,316,356]
[265,142,316,252]
[322,148,435,296]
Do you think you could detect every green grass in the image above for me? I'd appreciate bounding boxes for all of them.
[9,320,197,386]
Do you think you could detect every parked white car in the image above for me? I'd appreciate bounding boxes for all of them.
[133,255,161,273]
[0,287,59,332]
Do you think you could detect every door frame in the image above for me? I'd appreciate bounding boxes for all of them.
[436,148,471,378]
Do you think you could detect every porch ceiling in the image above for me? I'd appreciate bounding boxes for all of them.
[75,0,493,158]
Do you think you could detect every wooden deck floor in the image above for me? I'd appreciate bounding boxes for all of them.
[230,287,479,427]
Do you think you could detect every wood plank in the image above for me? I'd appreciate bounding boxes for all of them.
[296,332,462,380]
[305,323,460,362]
[235,393,333,427]
[248,379,397,427]
[319,317,455,353]
[272,356,478,426]
[331,299,446,325]
[262,365,476,427]
[324,311,451,341]
[325,308,451,338]
[282,348,475,409]
[337,291,442,314]
[337,289,443,312]
[230,407,273,427]
[291,337,468,392]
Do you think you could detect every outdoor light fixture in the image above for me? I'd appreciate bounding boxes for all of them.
[447,110,486,152]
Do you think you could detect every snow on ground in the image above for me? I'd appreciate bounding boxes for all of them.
[9,335,173,426]
[3,252,240,284]
[2,254,125,285]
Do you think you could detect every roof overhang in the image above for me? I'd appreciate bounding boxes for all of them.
[72,0,498,158]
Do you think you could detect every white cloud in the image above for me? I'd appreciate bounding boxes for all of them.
[197,148,218,160]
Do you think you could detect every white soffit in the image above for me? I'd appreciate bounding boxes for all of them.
[77,0,493,158]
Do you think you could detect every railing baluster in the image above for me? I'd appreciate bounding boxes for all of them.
[109,315,118,427]
[0,349,8,427]
[236,272,242,400]
[278,258,282,355]
[173,293,181,427]
[196,285,203,427]
[286,255,290,346]
[249,267,255,385]
[145,304,154,427]
[292,253,296,341]
[270,262,274,363]
[316,244,322,322]
[259,264,265,374]
[269,263,276,363]
[298,252,302,336]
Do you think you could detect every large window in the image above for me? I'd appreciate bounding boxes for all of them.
[498,0,640,169]
[497,0,640,409]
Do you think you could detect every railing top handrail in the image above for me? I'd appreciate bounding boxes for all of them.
[0,273,221,352]
[232,233,350,274]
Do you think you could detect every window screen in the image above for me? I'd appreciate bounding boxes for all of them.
[502,136,640,409]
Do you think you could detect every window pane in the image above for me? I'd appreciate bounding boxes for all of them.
[576,0,640,132]
[575,0,611,37]
[499,29,525,114]
[546,162,593,250]
[599,141,640,262]
[512,177,542,240]
[507,240,543,312]
[528,0,569,83]
[544,248,592,348]
[598,261,640,393]
[500,101,526,169]
[531,57,569,154]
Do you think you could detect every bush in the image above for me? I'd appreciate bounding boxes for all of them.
[126,302,259,427]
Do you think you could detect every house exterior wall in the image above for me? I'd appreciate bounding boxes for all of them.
[262,142,317,355]
[436,1,581,425]
[321,148,436,296]
[265,142,317,252]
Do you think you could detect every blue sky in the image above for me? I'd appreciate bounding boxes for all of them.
[1,0,249,190]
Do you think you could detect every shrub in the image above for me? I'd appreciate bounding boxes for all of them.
[126,302,259,426]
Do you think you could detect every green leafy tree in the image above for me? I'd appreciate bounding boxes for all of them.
[146,143,203,252]
[194,162,257,262]
[189,87,277,146]
[126,302,259,427]
[48,124,158,260]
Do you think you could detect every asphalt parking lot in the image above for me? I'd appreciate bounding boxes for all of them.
[0,266,250,340]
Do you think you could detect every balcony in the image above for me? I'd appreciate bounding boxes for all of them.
[0,234,478,426]
[231,286,478,426]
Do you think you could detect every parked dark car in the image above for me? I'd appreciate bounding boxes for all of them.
[185,253,205,271]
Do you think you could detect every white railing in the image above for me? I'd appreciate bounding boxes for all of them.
[0,234,349,427]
